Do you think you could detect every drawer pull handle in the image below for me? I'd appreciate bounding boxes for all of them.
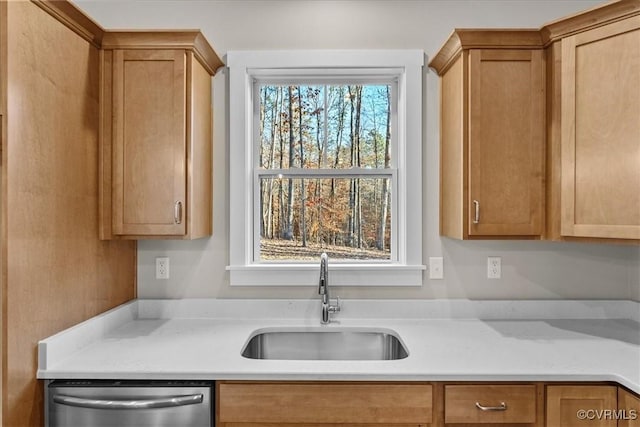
[475,401,507,411]
[473,200,480,224]
[174,201,183,224]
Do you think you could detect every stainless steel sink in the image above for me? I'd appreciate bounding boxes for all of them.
[241,328,409,360]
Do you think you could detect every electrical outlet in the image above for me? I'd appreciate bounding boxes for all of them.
[487,256,501,279]
[429,257,444,279]
[156,257,170,280]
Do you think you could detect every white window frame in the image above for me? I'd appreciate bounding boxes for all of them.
[227,50,425,286]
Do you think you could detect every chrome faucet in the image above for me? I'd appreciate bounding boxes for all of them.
[318,252,340,324]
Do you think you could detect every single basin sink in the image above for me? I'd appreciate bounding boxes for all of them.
[241,327,409,360]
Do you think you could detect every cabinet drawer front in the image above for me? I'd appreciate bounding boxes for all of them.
[444,385,536,424]
[218,382,432,424]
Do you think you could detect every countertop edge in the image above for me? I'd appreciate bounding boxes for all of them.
[37,371,639,394]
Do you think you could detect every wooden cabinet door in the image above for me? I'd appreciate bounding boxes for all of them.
[112,49,186,236]
[546,385,617,427]
[468,49,545,237]
[560,16,640,239]
[619,388,640,427]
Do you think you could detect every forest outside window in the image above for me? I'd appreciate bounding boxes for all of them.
[257,82,395,262]
[227,51,425,286]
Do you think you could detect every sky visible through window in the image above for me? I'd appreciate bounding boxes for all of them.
[258,84,393,261]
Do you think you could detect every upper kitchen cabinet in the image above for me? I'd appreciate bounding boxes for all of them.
[544,1,640,242]
[429,31,546,239]
[99,31,223,239]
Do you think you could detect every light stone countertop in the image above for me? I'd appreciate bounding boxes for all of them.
[37,299,640,394]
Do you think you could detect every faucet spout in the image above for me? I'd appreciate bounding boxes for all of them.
[319,252,328,296]
[318,252,340,324]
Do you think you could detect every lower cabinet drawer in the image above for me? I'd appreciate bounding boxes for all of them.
[444,385,537,424]
[218,381,433,424]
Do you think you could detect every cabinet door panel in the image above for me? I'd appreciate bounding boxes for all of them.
[546,385,617,427]
[112,49,186,236]
[561,16,640,239]
[468,49,545,236]
[619,388,640,427]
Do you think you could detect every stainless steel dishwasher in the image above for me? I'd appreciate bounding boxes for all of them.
[47,380,213,427]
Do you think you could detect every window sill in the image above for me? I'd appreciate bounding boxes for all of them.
[226,264,426,287]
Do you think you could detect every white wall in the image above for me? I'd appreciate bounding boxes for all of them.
[75,0,640,301]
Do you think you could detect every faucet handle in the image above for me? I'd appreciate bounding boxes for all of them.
[331,296,341,313]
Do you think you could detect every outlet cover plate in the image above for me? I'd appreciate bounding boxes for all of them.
[487,256,501,279]
[429,257,444,280]
[156,257,170,280]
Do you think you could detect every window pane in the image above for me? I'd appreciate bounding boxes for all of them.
[258,84,392,171]
[259,177,392,261]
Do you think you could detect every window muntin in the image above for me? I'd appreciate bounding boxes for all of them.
[254,81,397,263]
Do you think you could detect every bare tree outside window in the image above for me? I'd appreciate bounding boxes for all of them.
[257,84,393,261]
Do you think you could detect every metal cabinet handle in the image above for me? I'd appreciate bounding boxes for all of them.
[174,201,183,224]
[475,401,507,411]
[473,200,480,224]
[52,393,203,410]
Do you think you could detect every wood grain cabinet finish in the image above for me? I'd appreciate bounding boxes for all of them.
[430,32,545,239]
[558,16,640,240]
[444,384,538,425]
[619,387,640,427]
[546,385,618,427]
[99,32,222,239]
[432,1,640,244]
[217,381,434,426]
[216,382,640,427]
[1,2,137,425]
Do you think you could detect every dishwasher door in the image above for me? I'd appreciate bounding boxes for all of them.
[47,380,213,427]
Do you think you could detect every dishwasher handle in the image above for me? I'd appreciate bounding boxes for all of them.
[52,393,204,410]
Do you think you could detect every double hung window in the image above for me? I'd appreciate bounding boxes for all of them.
[227,51,424,286]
